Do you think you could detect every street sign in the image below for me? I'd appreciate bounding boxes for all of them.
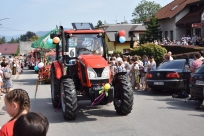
[192,23,202,28]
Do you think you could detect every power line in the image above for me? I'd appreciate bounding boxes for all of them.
[0,26,27,31]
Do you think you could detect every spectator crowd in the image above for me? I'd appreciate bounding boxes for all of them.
[108,51,174,91]
[158,34,204,46]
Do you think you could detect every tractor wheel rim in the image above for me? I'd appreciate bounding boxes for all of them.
[60,83,65,112]
[51,74,54,99]
[114,84,122,107]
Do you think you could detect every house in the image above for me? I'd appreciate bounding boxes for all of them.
[155,0,204,41]
[103,24,146,53]
[0,43,19,57]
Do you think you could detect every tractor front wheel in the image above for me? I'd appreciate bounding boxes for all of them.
[113,75,134,115]
[60,78,78,120]
[51,67,60,108]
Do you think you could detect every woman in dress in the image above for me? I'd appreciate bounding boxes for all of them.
[3,62,12,93]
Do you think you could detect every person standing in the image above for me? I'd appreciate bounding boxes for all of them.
[143,56,150,91]
[192,34,197,46]
[168,51,174,60]
[148,56,157,71]
[186,53,202,73]
[2,63,12,93]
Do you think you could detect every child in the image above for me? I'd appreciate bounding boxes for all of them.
[13,112,49,136]
[0,89,30,136]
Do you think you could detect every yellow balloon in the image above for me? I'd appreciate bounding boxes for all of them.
[53,37,60,44]
[104,83,111,90]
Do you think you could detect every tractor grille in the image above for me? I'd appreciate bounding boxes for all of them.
[93,68,104,77]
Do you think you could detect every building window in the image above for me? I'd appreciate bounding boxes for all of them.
[170,31,173,41]
[165,31,168,39]
[139,34,145,39]
[159,31,162,42]
[195,28,201,37]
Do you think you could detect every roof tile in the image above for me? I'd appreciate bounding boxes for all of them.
[0,43,19,55]
[156,0,199,20]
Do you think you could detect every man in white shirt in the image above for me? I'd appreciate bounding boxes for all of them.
[168,51,174,60]
[116,54,122,62]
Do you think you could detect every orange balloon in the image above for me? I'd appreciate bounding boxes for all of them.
[53,37,60,44]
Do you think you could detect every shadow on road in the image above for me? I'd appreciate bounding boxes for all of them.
[188,114,204,118]
[134,90,173,96]
[31,98,119,123]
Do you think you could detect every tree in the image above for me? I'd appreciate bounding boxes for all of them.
[95,20,103,29]
[0,36,6,44]
[29,35,39,41]
[20,31,37,41]
[8,37,16,43]
[131,0,161,24]
[145,15,161,42]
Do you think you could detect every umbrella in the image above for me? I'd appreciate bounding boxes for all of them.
[31,28,59,48]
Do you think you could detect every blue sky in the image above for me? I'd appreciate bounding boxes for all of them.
[0,0,172,36]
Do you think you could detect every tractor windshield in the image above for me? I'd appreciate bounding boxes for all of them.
[67,34,103,56]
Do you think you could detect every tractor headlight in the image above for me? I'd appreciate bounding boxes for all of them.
[87,67,97,79]
[101,66,110,78]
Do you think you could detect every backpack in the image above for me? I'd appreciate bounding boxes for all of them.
[3,69,12,79]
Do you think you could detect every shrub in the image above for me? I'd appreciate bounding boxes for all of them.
[131,43,167,63]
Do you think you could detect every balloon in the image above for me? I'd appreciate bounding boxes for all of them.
[119,36,126,43]
[46,39,53,46]
[119,30,126,37]
[38,62,44,68]
[34,65,39,71]
[53,37,60,44]
[104,83,111,90]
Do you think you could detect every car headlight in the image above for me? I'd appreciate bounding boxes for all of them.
[101,66,110,78]
[87,67,97,79]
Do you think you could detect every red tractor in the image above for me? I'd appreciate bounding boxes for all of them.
[50,23,133,120]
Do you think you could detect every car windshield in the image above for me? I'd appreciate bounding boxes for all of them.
[67,34,103,56]
[158,60,186,69]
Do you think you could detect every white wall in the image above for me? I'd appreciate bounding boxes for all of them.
[158,7,190,41]
[158,17,176,40]
[19,41,33,55]
[175,7,189,22]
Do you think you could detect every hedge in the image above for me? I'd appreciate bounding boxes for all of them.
[161,45,204,55]
[131,44,167,63]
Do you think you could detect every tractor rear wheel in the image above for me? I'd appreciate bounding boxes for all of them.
[51,67,60,108]
[60,78,77,120]
[113,75,134,115]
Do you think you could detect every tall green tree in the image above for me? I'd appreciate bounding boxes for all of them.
[8,37,16,43]
[131,0,161,24]
[20,31,37,41]
[0,36,6,44]
[145,15,161,42]
[95,20,103,29]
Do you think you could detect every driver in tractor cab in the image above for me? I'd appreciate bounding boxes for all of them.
[93,38,103,56]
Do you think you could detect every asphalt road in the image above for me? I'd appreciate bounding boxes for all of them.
[0,69,204,136]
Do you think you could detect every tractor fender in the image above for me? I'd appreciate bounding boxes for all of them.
[112,72,127,86]
[52,62,63,80]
